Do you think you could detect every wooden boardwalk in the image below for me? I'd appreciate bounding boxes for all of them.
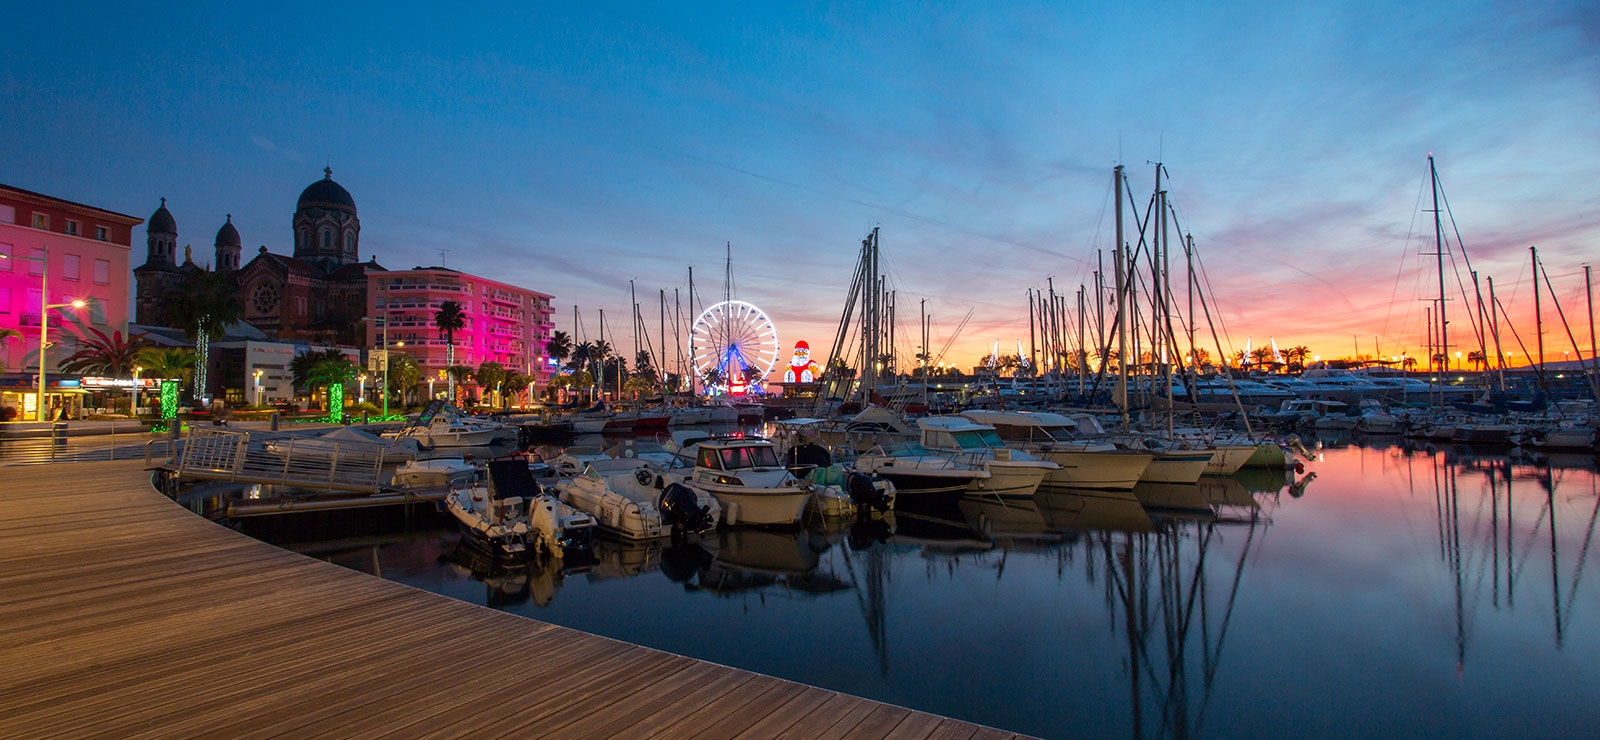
[0,461,1029,739]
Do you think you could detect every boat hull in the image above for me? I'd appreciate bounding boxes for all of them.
[697,485,811,526]
[1139,451,1211,484]
[1035,448,1152,491]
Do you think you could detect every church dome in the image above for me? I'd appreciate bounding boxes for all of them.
[215,214,241,247]
[297,167,356,211]
[148,197,177,234]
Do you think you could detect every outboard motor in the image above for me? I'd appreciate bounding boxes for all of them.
[846,471,893,513]
[659,482,715,540]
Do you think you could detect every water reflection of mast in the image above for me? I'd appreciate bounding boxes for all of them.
[840,528,892,677]
[1104,512,1264,740]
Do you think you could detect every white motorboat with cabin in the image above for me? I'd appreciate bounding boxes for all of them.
[957,409,1151,491]
[385,401,511,448]
[393,455,478,489]
[915,416,1058,498]
[686,437,815,526]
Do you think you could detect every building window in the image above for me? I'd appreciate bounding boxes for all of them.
[90,300,107,325]
[29,249,43,276]
[62,254,81,281]
[31,213,47,229]
[64,220,79,236]
[95,226,108,241]
[0,287,10,313]
[322,231,332,250]
[294,296,306,316]
[93,259,110,284]
[0,243,11,270]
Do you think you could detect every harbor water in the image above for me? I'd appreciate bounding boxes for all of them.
[232,439,1600,739]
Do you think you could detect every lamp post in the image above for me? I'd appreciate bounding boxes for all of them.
[253,368,263,406]
[132,365,142,416]
[428,376,435,400]
[359,373,367,405]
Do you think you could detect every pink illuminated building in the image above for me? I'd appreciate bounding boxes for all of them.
[0,185,140,419]
[367,266,556,402]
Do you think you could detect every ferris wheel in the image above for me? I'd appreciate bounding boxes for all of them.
[691,300,781,394]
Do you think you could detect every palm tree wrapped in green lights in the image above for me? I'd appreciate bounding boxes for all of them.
[434,300,466,401]
[169,271,243,402]
[290,348,360,423]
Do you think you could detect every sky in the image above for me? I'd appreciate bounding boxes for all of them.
[4,1,1598,373]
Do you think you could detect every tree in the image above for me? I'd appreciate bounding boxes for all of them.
[387,353,421,407]
[434,300,466,398]
[291,348,360,420]
[1250,346,1277,372]
[168,270,243,400]
[447,365,474,404]
[633,350,659,390]
[134,347,196,382]
[60,326,148,377]
[546,330,572,368]
[503,372,530,409]
[476,361,507,407]
[1467,350,1487,372]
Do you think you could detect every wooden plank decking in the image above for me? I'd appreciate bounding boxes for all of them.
[0,461,1029,739]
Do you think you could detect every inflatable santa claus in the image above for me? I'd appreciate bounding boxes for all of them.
[783,340,822,383]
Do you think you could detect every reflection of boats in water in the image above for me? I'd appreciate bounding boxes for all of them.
[678,528,851,596]
[1033,487,1154,533]
[1131,481,1216,520]
[443,538,568,608]
[957,495,1063,546]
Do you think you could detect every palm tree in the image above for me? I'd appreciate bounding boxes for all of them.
[503,372,530,410]
[134,347,197,382]
[433,300,466,398]
[476,361,507,408]
[1467,350,1487,372]
[546,330,572,368]
[60,326,148,377]
[168,270,243,401]
[291,348,360,421]
[446,365,474,405]
[387,353,421,407]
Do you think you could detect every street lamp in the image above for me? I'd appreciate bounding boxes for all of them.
[359,373,367,405]
[132,365,142,415]
[253,368,263,406]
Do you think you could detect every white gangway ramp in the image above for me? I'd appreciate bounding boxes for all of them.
[176,427,388,493]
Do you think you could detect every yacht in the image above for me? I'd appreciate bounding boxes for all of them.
[957,409,1151,491]
[915,416,1059,498]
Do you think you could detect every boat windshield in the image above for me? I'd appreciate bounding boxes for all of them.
[715,444,781,470]
[941,429,1006,450]
[880,441,933,457]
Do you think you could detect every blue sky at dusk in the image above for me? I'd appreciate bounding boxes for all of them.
[5,1,1597,368]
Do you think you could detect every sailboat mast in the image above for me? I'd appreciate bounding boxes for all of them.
[1489,276,1505,391]
[1587,265,1597,399]
[1533,246,1544,370]
[597,308,606,401]
[1431,155,1450,372]
[1114,165,1129,430]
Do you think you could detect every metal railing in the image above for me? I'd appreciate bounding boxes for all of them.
[174,427,388,493]
[0,425,156,465]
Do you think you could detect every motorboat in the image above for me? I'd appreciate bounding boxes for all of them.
[554,464,719,541]
[957,409,1151,490]
[549,444,651,477]
[446,458,596,557]
[915,416,1058,498]
[385,401,510,448]
[393,456,477,489]
[684,437,815,526]
[852,441,992,504]
[1354,399,1404,434]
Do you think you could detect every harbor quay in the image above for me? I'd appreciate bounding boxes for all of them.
[0,459,1027,739]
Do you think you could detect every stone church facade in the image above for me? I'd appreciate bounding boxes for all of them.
[134,168,384,346]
